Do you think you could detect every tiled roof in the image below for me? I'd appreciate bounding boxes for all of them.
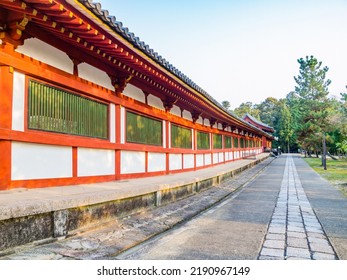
[243,113,274,131]
[78,1,235,111]
[77,0,272,138]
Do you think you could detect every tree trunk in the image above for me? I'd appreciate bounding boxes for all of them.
[322,133,327,170]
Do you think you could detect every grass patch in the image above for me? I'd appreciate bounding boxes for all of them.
[304,157,347,196]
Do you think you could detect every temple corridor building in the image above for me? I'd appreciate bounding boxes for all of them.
[0,0,273,190]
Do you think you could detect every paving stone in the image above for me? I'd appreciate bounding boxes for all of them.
[305,227,324,234]
[312,252,337,260]
[263,239,285,249]
[272,214,286,219]
[304,221,321,228]
[258,255,284,260]
[307,237,329,245]
[266,233,285,241]
[287,237,308,249]
[307,232,326,239]
[287,231,306,239]
[309,242,335,254]
[287,225,305,233]
[286,256,311,260]
[271,219,286,225]
[288,217,303,223]
[268,225,286,234]
[288,221,304,227]
[286,247,311,259]
[260,247,284,258]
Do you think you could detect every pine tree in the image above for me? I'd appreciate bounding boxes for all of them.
[294,56,332,167]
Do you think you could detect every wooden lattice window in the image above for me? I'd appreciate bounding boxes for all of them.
[233,137,239,148]
[28,80,108,139]
[126,111,162,146]
[240,138,245,148]
[224,136,232,148]
[171,124,192,149]
[197,131,210,150]
[213,134,222,149]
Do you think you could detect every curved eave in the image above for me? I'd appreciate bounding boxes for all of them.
[0,0,273,139]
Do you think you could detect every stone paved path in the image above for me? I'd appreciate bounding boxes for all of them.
[259,156,338,260]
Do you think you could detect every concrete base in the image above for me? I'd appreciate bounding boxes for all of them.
[0,154,269,252]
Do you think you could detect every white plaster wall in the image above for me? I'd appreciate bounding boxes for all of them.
[183,154,194,169]
[213,153,219,164]
[148,152,166,172]
[12,71,25,132]
[120,107,125,144]
[225,152,229,161]
[121,151,145,174]
[169,154,182,170]
[163,120,166,148]
[219,152,224,163]
[182,110,193,121]
[235,151,240,159]
[205,153,212,165]
[170,105,181,117]
[78,148,115,177]
[109,104,116,143]
[196,116,203,125]
[78,62,113,90]
[16,38,73,74]
[196,154,204,167]
[123,84,145,103]
[229,151,234,161]
[147,94,165,111]
[12,142,72,180]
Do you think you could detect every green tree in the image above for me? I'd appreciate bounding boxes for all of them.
[278,102,293,153]
[293,56,332,167]
[221,100,231,111]
[255,97,281,128]
[233,102,260,118]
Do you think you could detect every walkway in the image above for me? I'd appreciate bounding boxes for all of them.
[116,155,346,260]
[259,156,337,259]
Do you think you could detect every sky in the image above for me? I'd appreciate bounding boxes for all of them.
[100,0,347,109]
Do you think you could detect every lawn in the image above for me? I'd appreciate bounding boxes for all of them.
[304,157,347,196]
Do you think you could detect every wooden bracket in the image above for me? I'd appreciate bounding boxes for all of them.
[162,97,177,112]
[0,14,30,48]
[209,118,217,128]
[191,111,201,123]
[109,74,133,96]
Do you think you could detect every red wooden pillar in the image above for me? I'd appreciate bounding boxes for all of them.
[262,136,267,152]
[193,128,197,170]
[165,120,170,174]
[115,104,122,179]
[0,66,14,190]
[72,147,78,180]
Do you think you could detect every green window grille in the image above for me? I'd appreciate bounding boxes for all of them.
[126,111,162,146]
[213,134,222,149]
[171,124,192,149]
[240,138,245,148]
[233,137,239,148]
[224,136,232,148]
[197,131,210,150]
[28,80,108,139]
